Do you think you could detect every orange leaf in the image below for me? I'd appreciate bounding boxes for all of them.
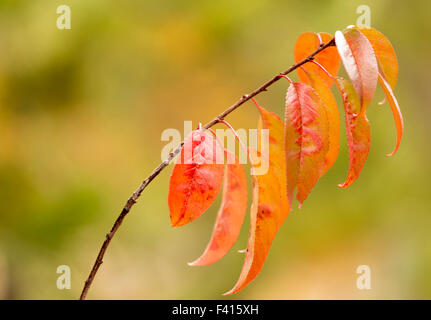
[294,32,340,87]
[285,82,329,206]
[354,26,403,156]
[378,73,404,157]
[168,130,224,227]
[303,70,340,177]
[354,26,398,89]
[335,77,371,188]
[188,150,248,266]
[224,105,290,295]
[335,28,378,110]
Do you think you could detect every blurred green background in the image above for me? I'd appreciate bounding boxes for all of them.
[0,0,429,299]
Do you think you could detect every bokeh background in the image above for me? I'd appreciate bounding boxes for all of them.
[0,0,430,299]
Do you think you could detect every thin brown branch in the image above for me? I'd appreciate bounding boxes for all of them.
[79,37,335,300]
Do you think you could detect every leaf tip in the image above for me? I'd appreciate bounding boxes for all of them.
[338,182,348,189]
[170,218,182,228]
[187,260,199,267]
[222,289,236,296]
[385,149,397,157]
[385,137,401,157]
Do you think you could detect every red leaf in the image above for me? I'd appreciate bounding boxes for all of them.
[168,130,224,227]
[224,105,290,295]
[335,77,371,188]
[294,32,340,87]
[188,150,247,266]
[335,28,378,110]
[303,70,340,177]
[285,82,329,206]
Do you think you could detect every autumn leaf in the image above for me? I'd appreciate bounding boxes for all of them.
[224,105,289,295]
[302,69,340,177]
[285,81,329,206]
[168,129,224,227]
[294,32,340,87]
[335,77,371,188]
[377,73,404,156]
[354,26,403,156]
[354,26,398,89]
[188,150,247,266]
[335,28,378,110]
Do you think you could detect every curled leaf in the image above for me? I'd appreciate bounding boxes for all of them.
[224,105,290,295]
[354,26,398,89]
[285,82,329,206]
[335,77,371,188]
[335,28,378,110]
[294,32,340,87]
[189,150,248,266]
[378,73,404,157]
[168,130,224,227]
[354,26,403,156]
